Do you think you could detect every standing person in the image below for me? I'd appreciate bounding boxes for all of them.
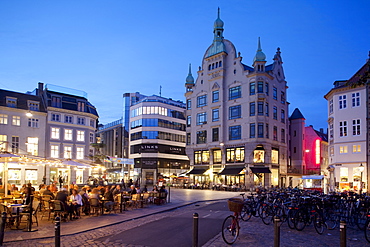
[58,175,64,189]
[24,183,34,205]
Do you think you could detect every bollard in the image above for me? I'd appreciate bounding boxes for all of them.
[0,212,7,246]
[168,186,170,203]
[274,216,281,247]
[55,216,61,247]
[193,213,199,247]
[340,220,346,247]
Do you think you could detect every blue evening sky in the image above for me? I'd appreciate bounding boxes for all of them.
[0,0,369,130]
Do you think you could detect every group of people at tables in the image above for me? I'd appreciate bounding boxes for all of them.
[34,183,168,221]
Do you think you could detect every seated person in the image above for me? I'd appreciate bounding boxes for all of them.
[42,185,55,199]
[55,187,70,219]
[103,187,114,212]
[70,189,83,219]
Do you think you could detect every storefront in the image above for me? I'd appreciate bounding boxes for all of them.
[217,165,245,186]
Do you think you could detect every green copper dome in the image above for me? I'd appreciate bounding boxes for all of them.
[253,37,266,63]
[185,64,194,85]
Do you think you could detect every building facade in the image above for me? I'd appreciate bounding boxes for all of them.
[185,10,289,189]
[324,56,369,193]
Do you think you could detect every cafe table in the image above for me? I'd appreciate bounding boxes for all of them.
[1,203,28,229]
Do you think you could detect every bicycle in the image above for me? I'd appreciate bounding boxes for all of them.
[222,198,244,245]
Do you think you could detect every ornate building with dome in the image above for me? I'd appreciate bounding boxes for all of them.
[184,9,289,189]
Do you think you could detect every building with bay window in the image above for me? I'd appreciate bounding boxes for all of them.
[185,10,289,189]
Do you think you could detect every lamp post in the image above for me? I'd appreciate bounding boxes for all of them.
[359,163,365,194]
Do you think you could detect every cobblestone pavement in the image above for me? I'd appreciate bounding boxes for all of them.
[5,202,370,246]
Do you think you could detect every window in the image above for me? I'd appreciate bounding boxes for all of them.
[77,101,85,112]
[229,105,241,119]
[281,109,285,123]
[196,112,207,125]
[273,126,278,141]
[28,101,39,111]
[229,86,241,100]
[89,133,94,143]
[65,115,73,123]
[258,123,264,138]
[257,81,264,93]
[339,95,347,109]
[76,147,84,159]
[266,124,269,139]
[51,145,59,158]
[212,128,219,142]
[0,135,7,152]
[257,102,264,115]
[186,99,191,110]
[194,150,210,164]
[273,87,277,100]
[353,145,361,153]
[340,167,348,182]
[329,99,333,114]
[339,121,347,137]
[90,119,95,127]
[352,92,360,107]
[352,119,360,136]
[271,149,279,163]
[250,102,255,116]
[329,123,333,139]
[77,130,85,142]
[77,117,85,125]
[250,123,255,138]
[280,91,285,104]
[28,118,39,128]
[226,147,244,163]
[27,137,38,156]
[273,107,277,120]
[12,116,20,126]
[249,82,255,95]
[197,95,207,107]
[339,146,348,154]
[265,82,269,95]
[11,136,19,153]
[52,114,60,122]
[212,90,219,102]
[187,116,191,127]
[51,127,60,139]
[64,129,73,140]
[229,125,241,140]
[265,103,269,116]
[213,149,222,163]
[64,146,72,159]
[196,130,207,144]
[281,129,285,143]
[186,133,191,145]
[51,96,61,108]
[0,114,8,124]
[212,109,219,122]
[6,98,16,108]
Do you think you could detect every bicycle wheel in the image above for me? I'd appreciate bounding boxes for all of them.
[287,209,296,229]
[261,205,273,225]
[314,212,325,235]
[222,215,239,245]
[241,204,252,222]
[294,209,307,231]
[355,209,367,230]
[365,218,370,243]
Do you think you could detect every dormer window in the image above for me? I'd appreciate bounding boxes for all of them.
[28,101,39,111]
[77,101,85,112]
[6,97,17,108]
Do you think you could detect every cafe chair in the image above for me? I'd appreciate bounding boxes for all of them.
[52,200,69,222]
[0,204,21,229]
[20,200,40,227]
[89,198,101,216]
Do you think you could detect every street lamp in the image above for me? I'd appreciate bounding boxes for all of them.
[359,163,364,194]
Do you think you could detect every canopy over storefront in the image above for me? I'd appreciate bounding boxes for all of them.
[219,166,245,175]
[187,167,209,175]
[302,175,324,179]
[250,167,271,173]
[62,160,92,168]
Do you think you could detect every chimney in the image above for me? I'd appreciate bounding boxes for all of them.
[38,82,44,96]
[320,128,324,133]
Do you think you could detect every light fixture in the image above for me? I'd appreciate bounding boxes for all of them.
[359,163,365,172]
[26,111,33,117]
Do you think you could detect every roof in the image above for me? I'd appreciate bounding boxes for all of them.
[0,89,47,112]
[289,108,305,120]
[242,64,254,72]
[314,129,328,142]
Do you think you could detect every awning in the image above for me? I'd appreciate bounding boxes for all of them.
[219,166,245,175]
[302,175,324,179]
[187,168,208,175]
[250,167,271,173]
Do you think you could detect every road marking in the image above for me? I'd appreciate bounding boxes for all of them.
[203,214,211,218]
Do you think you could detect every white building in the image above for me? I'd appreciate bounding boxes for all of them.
[324,56,369,192]
[185,10,289,189]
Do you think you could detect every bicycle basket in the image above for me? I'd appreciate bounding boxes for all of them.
[227,198,244,213]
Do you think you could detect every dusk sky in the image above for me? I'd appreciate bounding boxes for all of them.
[0,1,369,130]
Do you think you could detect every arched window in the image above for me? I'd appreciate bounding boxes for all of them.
[215,62,218,68]
[219,61,222,67]
[212,63,215,69]
[208,64,211,70]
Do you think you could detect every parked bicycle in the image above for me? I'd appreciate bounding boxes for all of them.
[222,197,244,245]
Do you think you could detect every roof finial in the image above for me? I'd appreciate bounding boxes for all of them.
[253,37,266,63]
[218,7,220,19]
[257,37,262,51]
[185,63,194,85]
